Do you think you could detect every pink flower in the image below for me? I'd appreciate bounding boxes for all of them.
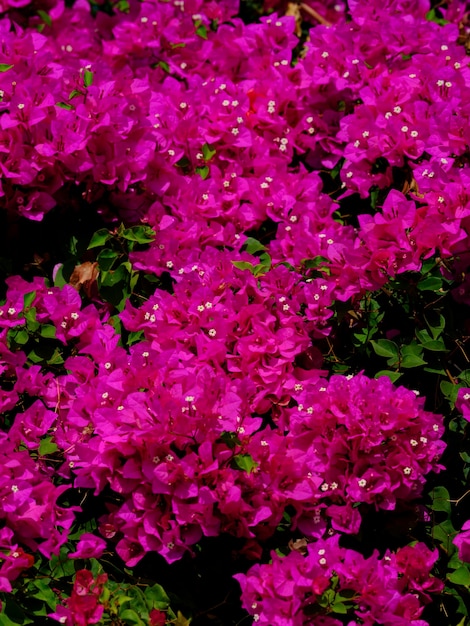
[69,533,107,559]
[453,521,470,563]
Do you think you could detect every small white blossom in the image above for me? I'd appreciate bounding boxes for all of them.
[208,328,217,337]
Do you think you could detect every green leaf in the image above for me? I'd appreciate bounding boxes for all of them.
[23,291,36,309]
[56,102,73,110]
[97,249,119,271]
[83,69,94,87]
[416,328,432,344]
[47,348,64,366]
[458,370,470,386]
[39,437,58,456]
[37,9,52,25]
[11,329,29,346]
[400,354,427,368]
[144,584,170,611]
[447,566,470,586]
[432,519,457,554]
[422,339,447,352]
[202,143,216,160]
[0,599,30,625]
[302,256,330,270]
[370,186,380,210]
[88,228,112,249]
[425,313,445,340]
[31,578,56,609]
[121,226,155,244]
[370,339,399,359]
[0,64,14,72]
[233,453,258,474]
[195,22,208,39]
[426,8,448,25]
[195,165,209,179]
[429,486,451,515]
[232,261,256,273]
[40,324,56,338]
[53,264,67,288]
[69,89,82,100]
[374,370,402,383]
[157,60,170,73]
[424,367,446,375]
[401,342,424,358]
[441,380,461,406]
[119,609,146,625]
[243,237,266,255]
[417,276,443,291]
[331,602,349,614]
[219,431,241,449]
[115,0,130,11]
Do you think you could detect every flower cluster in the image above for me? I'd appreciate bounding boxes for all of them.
[236,537,443,625]
[49,569,108,626]
[1,0,468,622]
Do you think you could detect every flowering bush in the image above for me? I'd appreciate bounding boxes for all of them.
[1,0,470,624]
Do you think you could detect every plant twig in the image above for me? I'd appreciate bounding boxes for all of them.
[300,3,332,27]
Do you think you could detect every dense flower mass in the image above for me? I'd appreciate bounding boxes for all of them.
[1,0,470,623]
[235,538,443,625]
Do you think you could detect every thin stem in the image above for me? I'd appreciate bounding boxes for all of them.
[300,3,332,27]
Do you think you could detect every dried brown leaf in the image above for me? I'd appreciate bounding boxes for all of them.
[69,261,99,297]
